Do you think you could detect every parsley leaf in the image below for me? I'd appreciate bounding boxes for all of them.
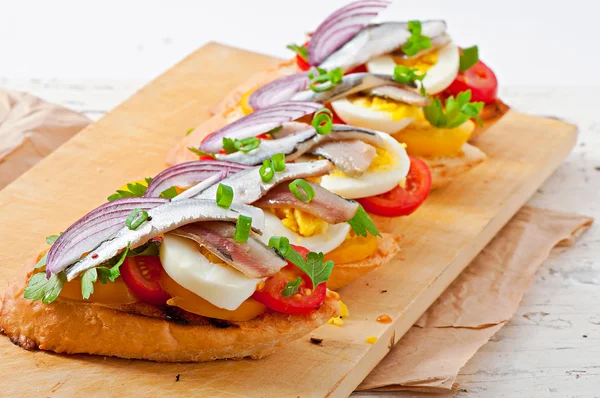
[282,277,302,297]
[107,178,153,201]
[222,137,261,154]
[188,147,216,158]
[46,234,60,245]
[81,268,97,299]
[348,205,380,237]
[459,45,479,72]
[34,233,62,269]
[286,43,308,62]
[269,237,334,289]
[24,272,66,303]
[402,20,432,57]
[159,186,179,199]
[423,90,484,129]
[185,128,195,136]
[96,243,130,283]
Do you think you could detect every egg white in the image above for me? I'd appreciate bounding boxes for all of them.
[367,41,460,95]
[160,233,264,311]
[256,212,350,254]
[319,132,410,199]
[331,97,415,134]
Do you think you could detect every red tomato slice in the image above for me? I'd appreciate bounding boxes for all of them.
[252,245,326,315]
[357,156,431,217]
[444,60,498,104]
[120,256,171,306]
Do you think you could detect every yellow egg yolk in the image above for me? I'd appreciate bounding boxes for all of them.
[240,88,256,115]
[271,208,328,237]
[350,95,421,122]
[393,50,439,73]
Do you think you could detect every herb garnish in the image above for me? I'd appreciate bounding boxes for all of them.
[459,46,479,72]
[308,67,344,93]
[402,20,432,57]
[282,277,303,297]
[107,178,153,201]
[348,205,380,237]
[423,90,484,128]
[286,43,308,62]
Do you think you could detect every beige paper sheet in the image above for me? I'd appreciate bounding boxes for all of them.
[0,89,90,189]
[358,206,593,393]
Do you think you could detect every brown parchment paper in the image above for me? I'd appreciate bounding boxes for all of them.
[357,206,593,393]
[0,89,90,189]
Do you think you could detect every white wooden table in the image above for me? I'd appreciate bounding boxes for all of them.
[1,78,598,396]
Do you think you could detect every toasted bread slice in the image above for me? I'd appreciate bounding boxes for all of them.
[327,232,402,290]
[0,263,339,362]
[423,143,487,190]
[470,99,510,142]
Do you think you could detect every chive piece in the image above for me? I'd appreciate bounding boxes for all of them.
[289,179,315,204]
[236,137,261,153]
[216,183,234,208]
[308,67,344,93]
[234,215,252,243]
[259,159,275,183]
[312,108,333,135]
[271,153,286,172]
[125,208,149,230]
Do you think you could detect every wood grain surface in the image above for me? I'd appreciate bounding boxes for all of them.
[0,44,577,397]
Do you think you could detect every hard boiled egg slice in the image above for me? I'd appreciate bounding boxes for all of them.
[160,233,264,311]
[257,211,351,254]
[320,132,410,199]
[331,95,419,134]
[367,41,460,95]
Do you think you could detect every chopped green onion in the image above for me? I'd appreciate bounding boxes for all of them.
[271,153,286,172]
[402,20,432,57]
[308,67,344,92]
[223,137,261,154]
[286,43,308,62]
[268,236,307,269]
[185,128,195,136]
[188,147,215,158]
[282,277,303,297]
[222,137,237,154]
[125,208,149,230]
[216,184,234,208]
[260,159,275,183]
[289,179,315,204]
[459,45,479,72]
[234,215,252,243]
[312,108,333,135]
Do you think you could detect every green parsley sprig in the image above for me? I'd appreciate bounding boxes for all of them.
[286,43,308,62]
[402,20,432,57]
[423,90,484,129]
[459,45,479,72]
[347,205,380,237]
[393,65,427,95]
[107,178,153,201]
[269,236,334,290]
[282,277,303,297]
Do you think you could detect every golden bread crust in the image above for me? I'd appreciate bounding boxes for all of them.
[423,143,487,190]
[469,99,510,142]
[0,263,339,362]
[327,233,402,290]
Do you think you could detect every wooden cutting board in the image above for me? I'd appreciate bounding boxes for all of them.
[0,43,577,397]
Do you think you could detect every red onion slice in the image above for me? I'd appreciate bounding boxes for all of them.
[144,160,249,198]
[308,0,391,67]
[248,73,310,111]
[199,101,322,153]
[46,197,168,276]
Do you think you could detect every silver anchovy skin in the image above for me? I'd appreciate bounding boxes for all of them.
[215,124,384,167]
[64,200,264,281]
[291,73,414,104]
[365,86,430,106]
[318,20,447,71]
[310,140,377,177]
[194,160,334,205]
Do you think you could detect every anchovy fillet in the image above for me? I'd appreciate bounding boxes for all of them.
[194,160,334,205]
[171,222,286,278]
[365,86,430,106]
[319,20,447,71]
[64,200,264,281]
[310,140,377,176]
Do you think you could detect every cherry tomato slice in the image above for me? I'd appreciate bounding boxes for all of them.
[120,256,171,306]
[444,60,498,104]
[357,156,431,217]
[252,245,326,315]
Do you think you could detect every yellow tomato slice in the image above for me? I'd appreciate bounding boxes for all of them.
[393,120,475,158]
[60,277,138,305]
[160,273,266,321]
[240,88,256,115]
[324,232,378,265]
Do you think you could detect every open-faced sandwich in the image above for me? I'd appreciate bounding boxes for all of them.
[0,157,402,361]
[169,0,508,189]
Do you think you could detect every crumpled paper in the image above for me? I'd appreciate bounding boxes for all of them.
[357,206,593,393]
[0,89,90,189]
